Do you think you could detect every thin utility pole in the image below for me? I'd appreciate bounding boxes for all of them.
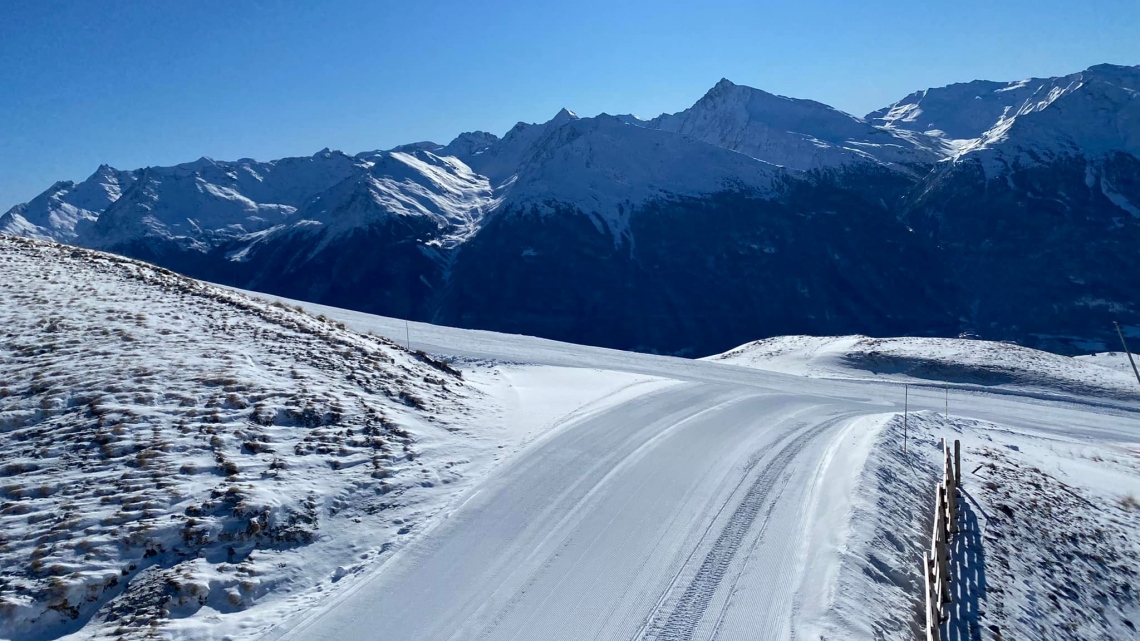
[945,384,949,420]
[903,383,908,454]
[1114,321,1140,387]
[405,319,412,351]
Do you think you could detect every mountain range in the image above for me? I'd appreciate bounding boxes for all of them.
[4,63,1138,356]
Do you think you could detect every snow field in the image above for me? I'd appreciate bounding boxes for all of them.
[708,334,1140,401]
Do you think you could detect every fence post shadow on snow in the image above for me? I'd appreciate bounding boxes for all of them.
[921,438,986,641]
[941,489,987,641]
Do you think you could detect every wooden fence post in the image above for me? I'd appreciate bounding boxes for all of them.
[945,441,957,533]
[939,486,951,604]
[922,437,965,640]
[923,551,937,641]
[954,440,961,489]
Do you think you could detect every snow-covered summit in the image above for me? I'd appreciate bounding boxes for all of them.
[957,64,1140,163]
[455,108,583,184]
[494,113,782,237]
[83,151,362,251]
[261,149,495,248]
[0,165,139,242]
[870,63,1140,163]
[629,78,942,170]
[438,131,499,159]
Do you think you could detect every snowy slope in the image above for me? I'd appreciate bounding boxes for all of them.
[955,64,1140,165]
[0,237,473,639]
[707,334,1140,400]
[868,78,1052,141]
[807,408,1140,640]
[1076,351,1140,375]
[249,149,496,250]
[449,108,582,184]
[0,237,664,641]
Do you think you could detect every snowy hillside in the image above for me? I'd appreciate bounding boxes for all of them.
[708,335,1140,400]
[0,236,479,639]
[1076,351,1140,375]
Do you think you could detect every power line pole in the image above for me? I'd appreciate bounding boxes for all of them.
[1114,321,1140,388]
[903,383,908,454]
[405,319,412,351]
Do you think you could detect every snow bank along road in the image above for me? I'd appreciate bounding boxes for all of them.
[251,295,1140,641]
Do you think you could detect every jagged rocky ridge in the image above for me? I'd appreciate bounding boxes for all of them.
[4,63,1139,355]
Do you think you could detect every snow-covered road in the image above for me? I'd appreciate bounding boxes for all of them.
[275,384,875,641]
[241,293,1138,641]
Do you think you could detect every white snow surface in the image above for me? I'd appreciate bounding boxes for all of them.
[83,152,360,251]
[1076,351,1140,375]
[237,292,1137,641]
[3,240,1138,641]
[707,334,1140,401]
[252,149,498,254]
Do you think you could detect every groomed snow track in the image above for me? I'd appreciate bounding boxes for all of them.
[270,386,867,641]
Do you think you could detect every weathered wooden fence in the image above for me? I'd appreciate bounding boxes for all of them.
[922,438,960,641]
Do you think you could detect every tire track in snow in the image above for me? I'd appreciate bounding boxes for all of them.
[637,416,838,641]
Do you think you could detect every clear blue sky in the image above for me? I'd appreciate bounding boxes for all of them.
[2,0,1138,208]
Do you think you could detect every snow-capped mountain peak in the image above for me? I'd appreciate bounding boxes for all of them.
[549,107,579,126]
[453,108,584,185]
[870,63,1140,164]
[494,113,782,239]
[625,78,941,170]
[438,131,499,158]
[0,165,139,242]
[965,65,1140,159]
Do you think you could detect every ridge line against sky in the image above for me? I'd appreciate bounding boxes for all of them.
[2,0,1138,208]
